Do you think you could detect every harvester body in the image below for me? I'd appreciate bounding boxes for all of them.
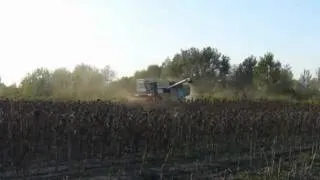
[134,77,192,102]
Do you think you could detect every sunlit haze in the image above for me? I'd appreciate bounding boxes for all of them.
[0,0,319,85]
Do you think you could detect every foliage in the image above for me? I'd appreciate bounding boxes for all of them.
[0,46,320,101]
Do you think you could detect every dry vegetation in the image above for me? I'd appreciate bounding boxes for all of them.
[1,98,320,179]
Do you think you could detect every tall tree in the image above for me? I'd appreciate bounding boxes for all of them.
[232,55,257,89]
[20,68,52,98]
[161,47,229,81]
[316,67,320,81]
[254,52,282,90]
[51,68,73,99]
[72,64,105,100]
[271,64,294,94]
[133,64,162,79]
[101,65,116,84]
[219,55,231,77]
[299,69,312,88]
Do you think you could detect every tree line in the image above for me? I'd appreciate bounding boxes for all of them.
[1,46,320,101]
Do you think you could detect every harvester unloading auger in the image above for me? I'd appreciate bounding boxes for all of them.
[130,77,193,104]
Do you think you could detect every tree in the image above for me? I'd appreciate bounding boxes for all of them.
[299,69,312,88]
[201,47,221,78]
[0,76,4,89]
[133,64,162,79]
[312,67,320,90]
[231,55,257,90]
[316,67,320,81]
[160,47,230,94]
[218,55,231,87]
[146,65,162,79]
[160,57,171,78]
[0,77,4,97]
[254,52,282,91]
[219,55,231,77]
[20,68,52,98]
[271,64,294,94]
[101,65,116,84]
[160,54,185,79]
[161,47,224,80]
[294,69,319,99]
[72,64,106,100]
[51,68,73,99]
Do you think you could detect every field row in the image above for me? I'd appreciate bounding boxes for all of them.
[0,99,320,179]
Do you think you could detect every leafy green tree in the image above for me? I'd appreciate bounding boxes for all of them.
[160,47,231,94]
[51,68,73,99]
[231,55,257,90]
[20,68,52,98]
[312,67,320,90]
[316,67,320,81]
[0,77,5,97]
[71,64,105,100]
[299,69,312,88]
[219,55,231,77]
[276,64,294,93]
[294,69,319,99]
[146,65,162,79]
[160,57,172,78]
[134,64,162,79]
[218,55,231,87]
[254,52,282,91]
[101,65,116,84]
[161,47,223,80]
[160,55,184,79]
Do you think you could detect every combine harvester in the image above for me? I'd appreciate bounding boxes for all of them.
[128,77,193,105]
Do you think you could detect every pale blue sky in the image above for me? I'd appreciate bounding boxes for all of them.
[0,0,319,85]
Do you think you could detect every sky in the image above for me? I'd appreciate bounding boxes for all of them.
[0,0,319,85]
